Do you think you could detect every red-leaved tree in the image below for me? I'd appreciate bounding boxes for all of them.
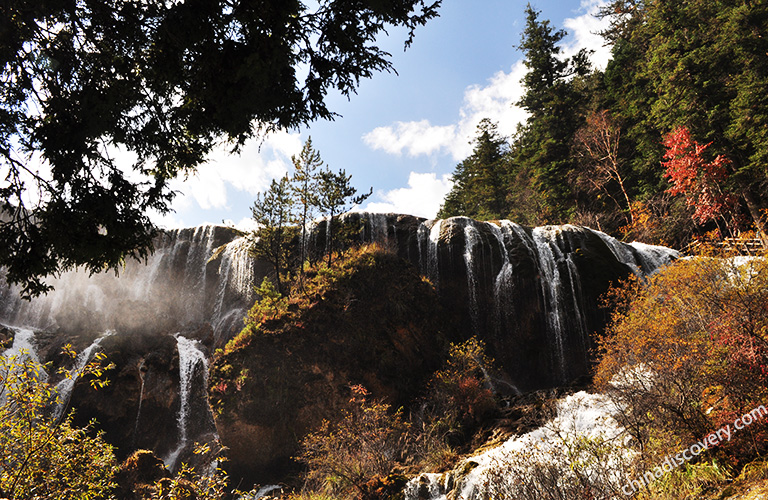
[662,127,736,226]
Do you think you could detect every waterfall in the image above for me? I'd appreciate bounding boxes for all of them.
[1,327,41,367]
[133,362,146,448]
[0,225,260,344]
[165,335,208,471]
[463,223,482,332]
[211,235,257,335]
[53,330,113,421]
[565,255,590,360]
[418,220,443,288]
[0,327,46,405]
[531,227,569,381]
[404,391,633,500]
[592,229,679,276]
[488,222,515,336]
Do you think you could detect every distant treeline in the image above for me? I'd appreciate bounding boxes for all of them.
[439,1,768,249]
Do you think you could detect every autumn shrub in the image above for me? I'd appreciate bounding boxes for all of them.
[421,338,497,439]
[596,254,768,470]
[0,345,231,500]
[298,385,409,499]
[0,348,117,499]
[405,337,498,473]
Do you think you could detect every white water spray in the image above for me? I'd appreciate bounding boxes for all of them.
[53,330,113,421]
[164,335,208,471]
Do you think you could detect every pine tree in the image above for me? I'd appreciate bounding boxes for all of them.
[514,5,592,222]
[291,138,323,274]
[317,170,371,266]
[439,119,510,220]
[251,175,295,294]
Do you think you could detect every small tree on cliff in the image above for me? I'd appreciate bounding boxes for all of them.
[251,175,296,294]
[292,138,324,274]
[317,169,371,266]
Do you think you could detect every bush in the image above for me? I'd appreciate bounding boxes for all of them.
[298,385,409,499]
[0,347,117,499]
[596,254,768,470]
[0,344,230,500]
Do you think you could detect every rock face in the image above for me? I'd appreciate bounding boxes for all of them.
[311,214,678,390]
[209,248,448,484]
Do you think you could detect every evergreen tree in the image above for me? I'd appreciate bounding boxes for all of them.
[317,170,371,266]
[601,0,768,244]
[291,138,323,274]
[0,0,441,297]
[514,5,592,222]
[438,119,510,220]
[251,175,295,294]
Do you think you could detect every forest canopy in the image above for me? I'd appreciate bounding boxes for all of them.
[439,1,768,249]
[0,0,440,297]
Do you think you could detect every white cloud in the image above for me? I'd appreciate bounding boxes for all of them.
[363,120,457,158]
[362,62,528,162]
[563,1,612,70]
[363,2,611,161]
[148,130,302,226]
[363,171,453,218]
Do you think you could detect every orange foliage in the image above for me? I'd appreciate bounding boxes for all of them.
[662,127,736,225]
[596,255,768,466]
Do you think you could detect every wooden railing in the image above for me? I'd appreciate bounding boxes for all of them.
[685,237,765,256]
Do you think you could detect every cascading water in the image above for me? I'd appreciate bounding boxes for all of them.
[164,335,209,471]
[531,227,569,381]
[133,361,147,449]
[593,229,679,276]
[1,327,41,366]
[463,223,482,332]
[565,255,590,359]
[418,219,443,288]
[405,391,633,500]
[0,327,46,405]
[53,330,113,421]
[0,225,260,345]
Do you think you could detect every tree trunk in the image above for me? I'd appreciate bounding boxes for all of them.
[742,190,768,248]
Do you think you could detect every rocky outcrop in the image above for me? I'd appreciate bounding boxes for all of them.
[209,247,449,485]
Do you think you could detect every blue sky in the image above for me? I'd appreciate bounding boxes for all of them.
[152,0,612,230]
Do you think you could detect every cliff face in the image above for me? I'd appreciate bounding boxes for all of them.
[310,214,678,390]
[209,247,449,484]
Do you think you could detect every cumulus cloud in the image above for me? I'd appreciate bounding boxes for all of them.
[362,62,528,162]
[363,120,458,158]
[184,130,302,210]
[563,0,612,70]
[363,171,453,218]
[363,1,611,161]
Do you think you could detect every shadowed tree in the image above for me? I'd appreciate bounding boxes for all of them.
[0,0,441,297]
[317,169,371,266]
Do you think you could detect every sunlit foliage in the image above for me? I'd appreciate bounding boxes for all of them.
[596,255,768,468]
